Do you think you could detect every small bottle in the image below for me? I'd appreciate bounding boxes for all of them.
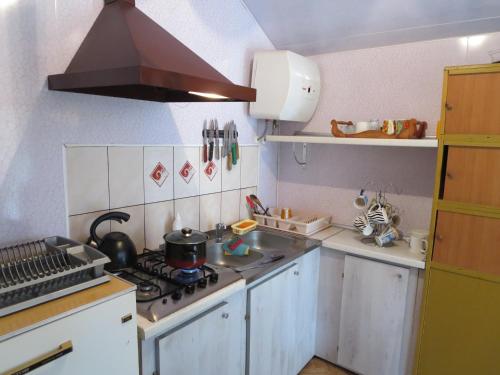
[173,212,183,231]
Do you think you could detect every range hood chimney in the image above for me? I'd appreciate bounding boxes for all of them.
[48,0,256,102]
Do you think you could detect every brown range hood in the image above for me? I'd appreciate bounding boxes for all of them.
[48,0,256,102]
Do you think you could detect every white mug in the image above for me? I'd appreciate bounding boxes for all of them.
[409,229,428,254]
[353,190,369,209]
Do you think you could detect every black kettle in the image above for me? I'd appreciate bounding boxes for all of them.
[89,212,137,271]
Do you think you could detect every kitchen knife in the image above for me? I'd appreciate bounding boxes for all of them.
[208,119,214,162]
[231,122,237,165]
[202,120,208,163]
[214,119,220,160]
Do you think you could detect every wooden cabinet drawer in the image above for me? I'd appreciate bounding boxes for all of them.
[433,211,500,275]
[445,73,500,134]
[417,268,500,374]
[442,146,500,207]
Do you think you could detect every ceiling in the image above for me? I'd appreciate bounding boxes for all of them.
[242,0,500,55]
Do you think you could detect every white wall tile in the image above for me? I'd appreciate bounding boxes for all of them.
[240,187,258,220]
[68,210,110,243]
[145,200,174,249]
[108,147,144,209]
[221,154,241,191]
[110,205,145,253]
[66,147,109,215]
[144,146,174,204]
[174,147,200,199]
[174,196,200,230]
[200,193,221,232]
[240,146,259,188]
[221,190,240,226]
[199,147,222,195]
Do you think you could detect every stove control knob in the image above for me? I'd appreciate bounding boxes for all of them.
[172,290,182,301]
[162,298,168,305]
[198,278,208,288]
[185,284,195,294]
[209,273,219,283]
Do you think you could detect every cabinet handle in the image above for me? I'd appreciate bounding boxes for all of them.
[435,234,443,241]
[294,271,299,276]
[4,341,73,375]
[221,312,229,319]
[445,172,453,179]
[445,103,453,111]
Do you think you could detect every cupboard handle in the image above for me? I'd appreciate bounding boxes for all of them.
[435,234,443,241]
[445,172,453,179]
[445,103,453,111]
[293,271,300,276]
[4,341,73,375]
[221,313,229,319]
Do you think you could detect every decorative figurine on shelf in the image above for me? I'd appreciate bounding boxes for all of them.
[352,190,402,247]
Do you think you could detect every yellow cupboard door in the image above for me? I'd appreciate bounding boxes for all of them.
[417,269,500,375]
[445,73,500,135]
[442,147,500,208]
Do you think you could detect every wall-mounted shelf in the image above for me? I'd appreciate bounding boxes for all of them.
[264,132,438,148]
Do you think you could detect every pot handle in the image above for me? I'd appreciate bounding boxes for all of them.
[90,211,130,246]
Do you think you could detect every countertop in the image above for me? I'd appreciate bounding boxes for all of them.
[320,226,426,269]
[0,275,135,343]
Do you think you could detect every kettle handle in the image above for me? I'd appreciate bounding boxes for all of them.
[90,211,130,245]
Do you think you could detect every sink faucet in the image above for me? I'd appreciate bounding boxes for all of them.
[215,223,226,243]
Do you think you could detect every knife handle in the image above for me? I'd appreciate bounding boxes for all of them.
[203,144,208,163]
[227,151,232,170]
[231,143,237,165]
[209,142,214,161]
[235,142,240,161]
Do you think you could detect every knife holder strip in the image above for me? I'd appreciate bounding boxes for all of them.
[202,129,238,139]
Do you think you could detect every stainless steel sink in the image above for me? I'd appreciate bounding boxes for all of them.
[206,230,301,269]
[206,242,264,268]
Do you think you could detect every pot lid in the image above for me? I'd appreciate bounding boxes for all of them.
[47,0,256,103]
[164,228,208,245]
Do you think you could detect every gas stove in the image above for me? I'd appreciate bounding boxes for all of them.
[118,249,241,322]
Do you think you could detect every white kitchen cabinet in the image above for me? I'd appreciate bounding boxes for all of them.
[337,255,414,375]
[248,262,299,375]
[315,248,345,364]
[0,291,138,375]
[293,249,321,374]
[156,291,246,375]
[247,249,320,375]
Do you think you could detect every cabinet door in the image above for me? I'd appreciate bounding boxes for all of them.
[0,292,138,375]
[157,291,245,375]
[315,249,345,364]
[442,147,500,207]
[417,269,500,374]
[433,211,500,276]
[248,263,299,375]
[445,72,500,134]
[293,249,320,374]
[338,256,409,375]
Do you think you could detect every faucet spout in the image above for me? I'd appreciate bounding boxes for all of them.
[215,223,226,243]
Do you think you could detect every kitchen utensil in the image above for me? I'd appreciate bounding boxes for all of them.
[89,211,137,271]
[234,254,285,272]
[202,120,208,163]
[408,229,429,254]
[0,237,110,316]
[367,203,389,224]
[250,194,270,216]
[353,214,374,236]
[233,121,239,164]
[163,227,209,269]
[353,189,369,209]
[222,122,228,158]
[208,119,214,161]
[280,207,292,220]
[214,119,220,160]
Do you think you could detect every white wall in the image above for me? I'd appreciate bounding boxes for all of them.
[278,32,500,233]
[0,0,275,245]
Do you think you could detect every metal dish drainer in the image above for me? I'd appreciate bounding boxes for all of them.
[0,236,110,317]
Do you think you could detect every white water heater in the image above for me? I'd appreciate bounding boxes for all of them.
[249,50,320,122]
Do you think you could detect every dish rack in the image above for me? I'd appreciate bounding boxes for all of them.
[0,236,110,317]
[254,208,332,236]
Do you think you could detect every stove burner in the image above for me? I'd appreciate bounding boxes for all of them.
[174,268,203,285]
[139,282,154,293]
